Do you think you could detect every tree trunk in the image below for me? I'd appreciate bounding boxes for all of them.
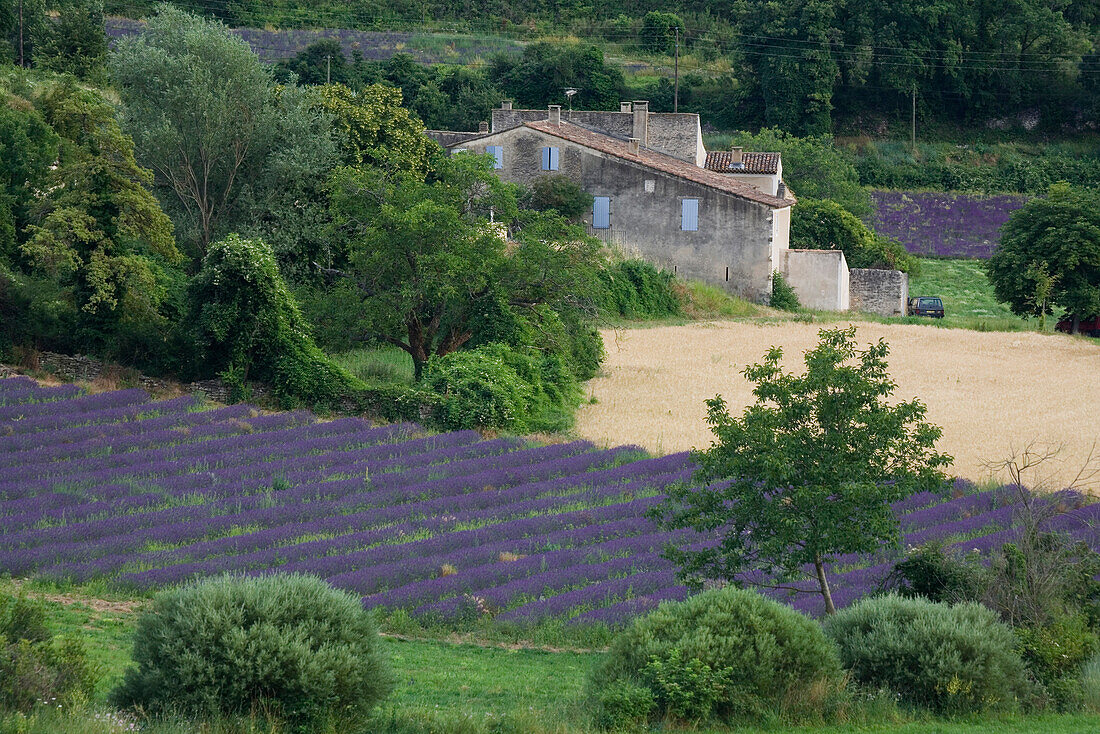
[814,554,836,615]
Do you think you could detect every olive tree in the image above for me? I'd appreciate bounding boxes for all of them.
[653,326,952,614]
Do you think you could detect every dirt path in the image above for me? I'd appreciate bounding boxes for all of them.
[575,321,1100,491]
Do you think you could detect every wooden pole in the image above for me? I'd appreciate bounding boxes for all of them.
[18,0,24,68]
[326,55,331,84]
[911,89,916,152]
[674,26,680,113]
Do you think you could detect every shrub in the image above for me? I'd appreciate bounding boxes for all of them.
[597,260,680,320]
[824,594,1029,713]
[425,343,581,432]
[770,271,800,311]
[593,680,655,731]
[0,593,97,714]
[791,198,918,274]
[890,540,986,604]
[111,574,393,729]
[1015,614,1098,708]
[587,588,843,724]
[521,174,594,221]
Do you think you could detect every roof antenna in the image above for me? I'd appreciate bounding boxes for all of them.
[564,88,579,117]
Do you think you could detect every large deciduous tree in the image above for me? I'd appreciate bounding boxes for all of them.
[988,183,1100,332]
[109,6,277,255]
[654,326,951,614]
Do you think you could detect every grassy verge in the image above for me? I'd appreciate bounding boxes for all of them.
[905,258,1050,332]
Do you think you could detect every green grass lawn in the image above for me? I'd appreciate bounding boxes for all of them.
[4,580,1099,733]
[905,257,1049,332]
[331,345,416,384]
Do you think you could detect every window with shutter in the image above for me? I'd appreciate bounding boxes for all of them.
[486,146,503,169]
[592,197,611,229]
[541,146,559,171]
[681,198,699,231]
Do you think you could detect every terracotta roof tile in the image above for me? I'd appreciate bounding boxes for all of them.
[523,120,791,209]
[704,151,780,175]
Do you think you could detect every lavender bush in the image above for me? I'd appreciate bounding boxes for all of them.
[871,190,1029,258]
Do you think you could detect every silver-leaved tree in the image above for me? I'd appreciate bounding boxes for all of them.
[653,326,952,614]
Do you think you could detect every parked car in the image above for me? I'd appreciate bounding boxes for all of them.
[907,296,945,318]
[1055,315,1100,337]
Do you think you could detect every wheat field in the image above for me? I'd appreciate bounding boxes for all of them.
[574,321,1100,491]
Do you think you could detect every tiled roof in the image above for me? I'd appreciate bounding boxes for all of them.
[523,120,791,208]
[704,151,780,175]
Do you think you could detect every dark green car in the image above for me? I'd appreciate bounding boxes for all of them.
[907,296,945,318]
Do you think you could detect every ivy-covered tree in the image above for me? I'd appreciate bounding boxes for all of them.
[653,327,951,614]
[186,233,358,406]
[988,183,1100,332]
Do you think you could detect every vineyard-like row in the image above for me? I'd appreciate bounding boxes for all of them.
[2,378,1097,623]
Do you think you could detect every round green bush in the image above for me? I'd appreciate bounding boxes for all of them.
[111,574,393,728]
[587,588,843,724]
[823,593,1029,713]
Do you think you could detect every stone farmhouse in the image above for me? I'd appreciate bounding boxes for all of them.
[429,102,906,314]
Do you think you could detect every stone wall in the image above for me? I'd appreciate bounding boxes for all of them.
[850,268,908,316]
[782,249,850,311]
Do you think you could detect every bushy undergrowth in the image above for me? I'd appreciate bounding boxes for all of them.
[824,594,1029,714]
[424,343,581,432]
[0,593,96,714]
[587,588,843,726]
[769,271,800,311]
[597,260,680,320]
[111,575,393,730]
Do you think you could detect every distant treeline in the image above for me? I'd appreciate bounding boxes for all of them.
[102,0,1100,134]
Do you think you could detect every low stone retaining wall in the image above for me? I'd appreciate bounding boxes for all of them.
[850,268,908,317]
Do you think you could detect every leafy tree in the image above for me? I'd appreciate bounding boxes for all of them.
[520,174,593,221]
[314,83,435,174]
[791,199,917,273]
[988,183,1100,332]
[186,233,358,406]
[728,129,869,216]
[1,0,46,67]
[640,11,684,55]
[0,95,58,259]
[34,0,108,80]
[110,5,278,254]
[490,42,625,111]
[327,152,601,381]
[16,81,181,358]
[653,326,951,614]
[276,38,351,86]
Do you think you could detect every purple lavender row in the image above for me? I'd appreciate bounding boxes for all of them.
[114,455,690,579]
[0,394,197,441]
[0,377,36,393]
[567,586,692,626]
[370,528,695,611]
[898,487,1014,532]
[0,403,258,455]
[316,502,662,595]
[0,384,82,407]
[0,388,150,425]
[495,569,679,623]
[57,465,686,583]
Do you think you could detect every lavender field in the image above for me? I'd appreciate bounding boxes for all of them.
[2,378,1097,624]
[871,190,1028,258]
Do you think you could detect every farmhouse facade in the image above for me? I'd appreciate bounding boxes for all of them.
[429,102,850,308]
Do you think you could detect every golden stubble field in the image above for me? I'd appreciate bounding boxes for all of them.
[574,321,1100,490]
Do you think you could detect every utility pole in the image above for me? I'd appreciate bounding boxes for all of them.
[325,54,331,84]
[673,26,680,113]
[18,0,24,68]
[911,89,916,153]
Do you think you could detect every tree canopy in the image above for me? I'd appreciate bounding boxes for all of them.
[654,327,951,614]
[988,183,1100,330]
[791,199,917,273]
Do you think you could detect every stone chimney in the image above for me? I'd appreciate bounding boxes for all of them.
[501,100,512,110]
[632,101,648,148]
[478,121,489,134]
[731,146,744,166]
[620,102,632,113]
[628,137,640,155]
[548,104,561,125]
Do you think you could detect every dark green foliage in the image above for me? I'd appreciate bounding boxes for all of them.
[640,12,683,55]
[0,593,97,714]
[769,271,800,311]
[988,183,1100,328]
[112,574,393,729]
[791,199,918,273]
[588,588,844,723]
[490,42,625,111]
[276,38,352,86]
[891,540,986,604]
[593,680,655,731]
[654,327,951,614]
[424,343,581,432]
[186,233,360,408]
[34,0,108,81]
[1016,614,1099,708]
[597,260,680,320]
[824,594,1030,713]
[521,174,593,222]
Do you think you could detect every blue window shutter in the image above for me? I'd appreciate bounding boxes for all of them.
[682,199,699,231]
[542,146,559,171]
[487,146,503,169]
[593,197,610,229]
